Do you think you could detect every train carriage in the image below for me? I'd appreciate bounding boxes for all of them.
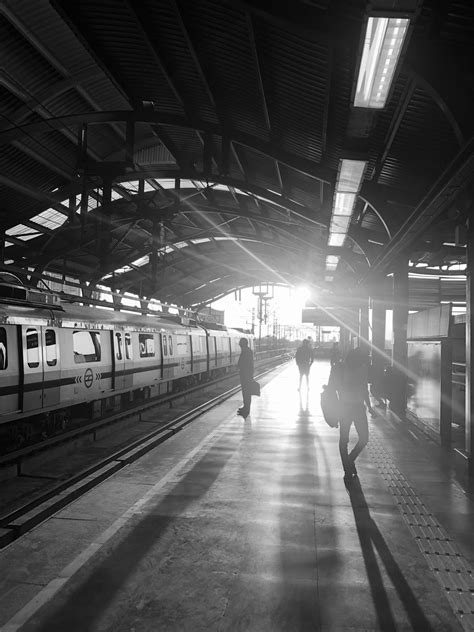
[0,281,253,438]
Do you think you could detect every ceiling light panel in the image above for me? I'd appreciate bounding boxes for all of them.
[338,161,367,192]
[328,233,346,247]
[330,215,351,233]
[334,192,356,216]
[354,17,409,109]
[325,254,340,271]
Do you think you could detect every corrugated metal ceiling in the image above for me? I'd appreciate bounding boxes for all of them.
[0,0,472,307]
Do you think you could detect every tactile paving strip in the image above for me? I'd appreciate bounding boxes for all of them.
[368,433,474,632]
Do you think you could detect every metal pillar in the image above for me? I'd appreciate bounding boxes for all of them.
[466,215,474,477]
[391,254,409,417]
[358,297,369,350]
[371,293,387,403]
[99,177,112,275]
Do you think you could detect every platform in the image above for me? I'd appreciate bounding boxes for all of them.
[0,360,473,631]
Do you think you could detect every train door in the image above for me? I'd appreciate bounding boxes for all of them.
[123,332,133,388]
[0,325,20,415]
[113,331,133,390]
[42,327,60,408]
[208,335,217,370]
[161,333,171,379]
[21,326,59,412]
[21,326,43,412]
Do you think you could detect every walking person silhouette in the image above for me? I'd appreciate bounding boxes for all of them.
[329,347,375,485]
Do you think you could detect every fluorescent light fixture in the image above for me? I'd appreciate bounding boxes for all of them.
[325,254,340,271]
[338,160,367,192]
[354,16,409,108]
[325,275,333,282]
[330,215,351,233]
[328,233,346,247]
[326,158,366,250]
[334,192,356,216]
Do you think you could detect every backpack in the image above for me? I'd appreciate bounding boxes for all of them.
[320,362,343,428]
[320,384,340,428]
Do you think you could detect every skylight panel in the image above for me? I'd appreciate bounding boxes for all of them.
[113,264,133,275]
[6,224,41,241]
[158,179,178,189]
[30,208,67,230]
[124,181,139,193]
[131,255,150,267]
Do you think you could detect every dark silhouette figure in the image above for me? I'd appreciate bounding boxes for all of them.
[330,347,375,484]
[329,342,341,366]
[237,338,254,418]
[295,339,313,391]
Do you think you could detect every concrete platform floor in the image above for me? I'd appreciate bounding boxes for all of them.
[0,361,473,631]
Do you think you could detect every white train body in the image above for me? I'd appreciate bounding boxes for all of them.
[0,296,253,426]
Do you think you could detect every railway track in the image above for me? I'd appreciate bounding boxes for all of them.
[0,356,289,550]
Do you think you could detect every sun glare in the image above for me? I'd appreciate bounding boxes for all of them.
[295,286,310,303]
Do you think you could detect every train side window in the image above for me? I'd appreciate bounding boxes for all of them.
[139,333,155,358]
[162,334,168,356]
[45,329,57,367]
[168,335,173,355]
[125,333,132,359]
[26,328,40,368]
[0,328,7,370]
[115,333,123,360]
[73,330,101,363]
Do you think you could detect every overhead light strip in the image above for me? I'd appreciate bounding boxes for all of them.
[354,16,410,109]
[325,158,367,277]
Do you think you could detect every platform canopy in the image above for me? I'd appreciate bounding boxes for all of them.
[0,1,473,308]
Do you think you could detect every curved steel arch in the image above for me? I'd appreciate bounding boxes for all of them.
[0,110,334,184]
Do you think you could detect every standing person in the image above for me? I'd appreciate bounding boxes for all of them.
[295,338,313,391]
[332,347,375,485]
[237,338,254,418]
[330,342,341,366]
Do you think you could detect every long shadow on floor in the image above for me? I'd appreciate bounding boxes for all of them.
[26,432,239,632]
[347,478,433,631]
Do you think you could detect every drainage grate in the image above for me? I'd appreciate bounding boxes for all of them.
[368,433,474,632]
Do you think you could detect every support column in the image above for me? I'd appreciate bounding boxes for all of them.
[99,177,113,275]
[370,290,387,404]
[358,297,369,351]
[466,215,474,477]
[391,254,409,417]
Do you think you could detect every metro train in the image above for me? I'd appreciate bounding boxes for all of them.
[0,275,253,449]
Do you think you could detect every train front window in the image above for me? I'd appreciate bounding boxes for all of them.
[45,329,57,366]
[0,328,7,370]
[73,331,101,363]
[26,328,40,368]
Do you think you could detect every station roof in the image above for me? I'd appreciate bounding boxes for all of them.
[0,1,473,308]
